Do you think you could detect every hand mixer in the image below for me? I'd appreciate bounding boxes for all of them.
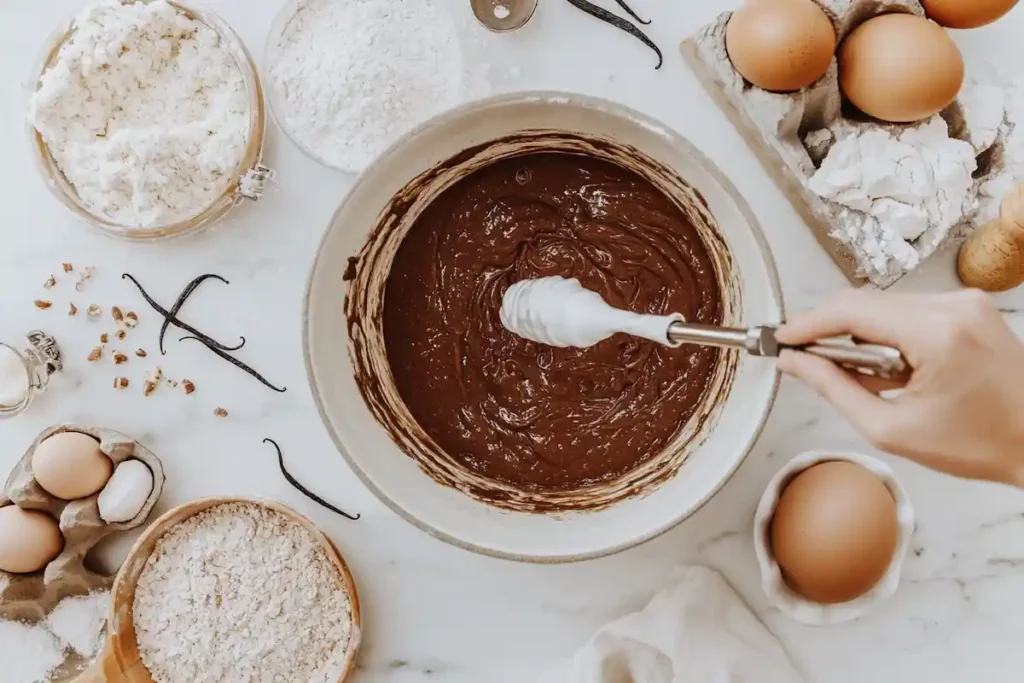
[500,276,911,383]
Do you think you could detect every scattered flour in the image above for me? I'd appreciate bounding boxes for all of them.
[807,118,977,274]
[268,0,487,172]
[0,620,65,683]
[47,590,109,657]
[133,502,353,683]
[0,590,109,683]
[28,0,250,229]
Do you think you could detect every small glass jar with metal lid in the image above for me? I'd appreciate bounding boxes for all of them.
[0,331,63,419]
[27,0,275,241]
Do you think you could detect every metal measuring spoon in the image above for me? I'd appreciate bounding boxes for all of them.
[471,0,538,31]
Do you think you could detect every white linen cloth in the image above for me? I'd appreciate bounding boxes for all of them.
[538,566,805,683]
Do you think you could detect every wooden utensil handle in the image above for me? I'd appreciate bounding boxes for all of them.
[958,183,1024,292]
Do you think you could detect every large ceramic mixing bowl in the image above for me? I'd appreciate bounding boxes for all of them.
[305,93,783,563]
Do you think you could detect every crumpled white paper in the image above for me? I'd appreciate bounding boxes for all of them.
[538,566,804,683]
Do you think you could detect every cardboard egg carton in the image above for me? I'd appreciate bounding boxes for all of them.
[0,424,165,623]
[681,0,1001,288]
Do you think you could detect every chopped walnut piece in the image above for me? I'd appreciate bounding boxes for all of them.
[143,380,157,397]
[116,330,126,340]
[112,306,124,323]
[87,305,102,318]
[124,312,139,328]
[44,276,56,289]
[75,267,95,292]
[62,263,73,273]
[214,407,228,418]
[136,349,148,358]
[87,346,103,362]
[114,377,129,390]
[113,351,128,365]
[68,303,78,316]
[182,379,195,395]
[100,333,109,343]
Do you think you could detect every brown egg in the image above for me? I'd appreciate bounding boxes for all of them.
[726,0,837,92]
[770,461,900,604]
[0,505,64,574]
[32,431,113,500]
[839,13,964,123]
[922,0,1018,29]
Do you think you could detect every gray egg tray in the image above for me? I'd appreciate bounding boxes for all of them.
[682,0,1008,288]
[0,424,165,623]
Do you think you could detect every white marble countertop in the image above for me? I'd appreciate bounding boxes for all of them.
[3,0,1024,680]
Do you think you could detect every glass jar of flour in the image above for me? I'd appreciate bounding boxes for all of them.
[27,0,274,241]
[0,331,63,419]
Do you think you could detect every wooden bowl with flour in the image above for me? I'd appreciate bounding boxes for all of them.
[76,497,361,683]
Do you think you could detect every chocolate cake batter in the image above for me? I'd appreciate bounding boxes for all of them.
[383,152,722,493]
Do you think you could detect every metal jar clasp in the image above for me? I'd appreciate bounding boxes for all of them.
[238,164,276,201]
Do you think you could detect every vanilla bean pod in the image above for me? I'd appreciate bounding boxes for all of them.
[564,0,662,69]
[612,0,650,25]
[125,272,282,392]
[159,274,246,355]
[264,438,360,520]
[179,335,286,393]
[122,274,245,354]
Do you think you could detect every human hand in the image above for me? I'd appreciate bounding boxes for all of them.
[776,289,1024,486]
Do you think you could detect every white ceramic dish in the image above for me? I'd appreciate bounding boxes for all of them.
[754,450,916,626]
[304,92,783,562]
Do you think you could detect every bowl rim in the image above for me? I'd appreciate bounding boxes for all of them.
[303,90,785,563]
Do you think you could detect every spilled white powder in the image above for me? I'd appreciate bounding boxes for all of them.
[0,620,65,683]
[268,0,486,172]
[807,118,977,275]
[133,503,353,683]
[0,590,110,683]
[47,590,109,657]
[28,0,250,229]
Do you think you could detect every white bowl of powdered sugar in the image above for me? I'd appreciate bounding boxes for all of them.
[264,0,489,174]
[28,0,268,240]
